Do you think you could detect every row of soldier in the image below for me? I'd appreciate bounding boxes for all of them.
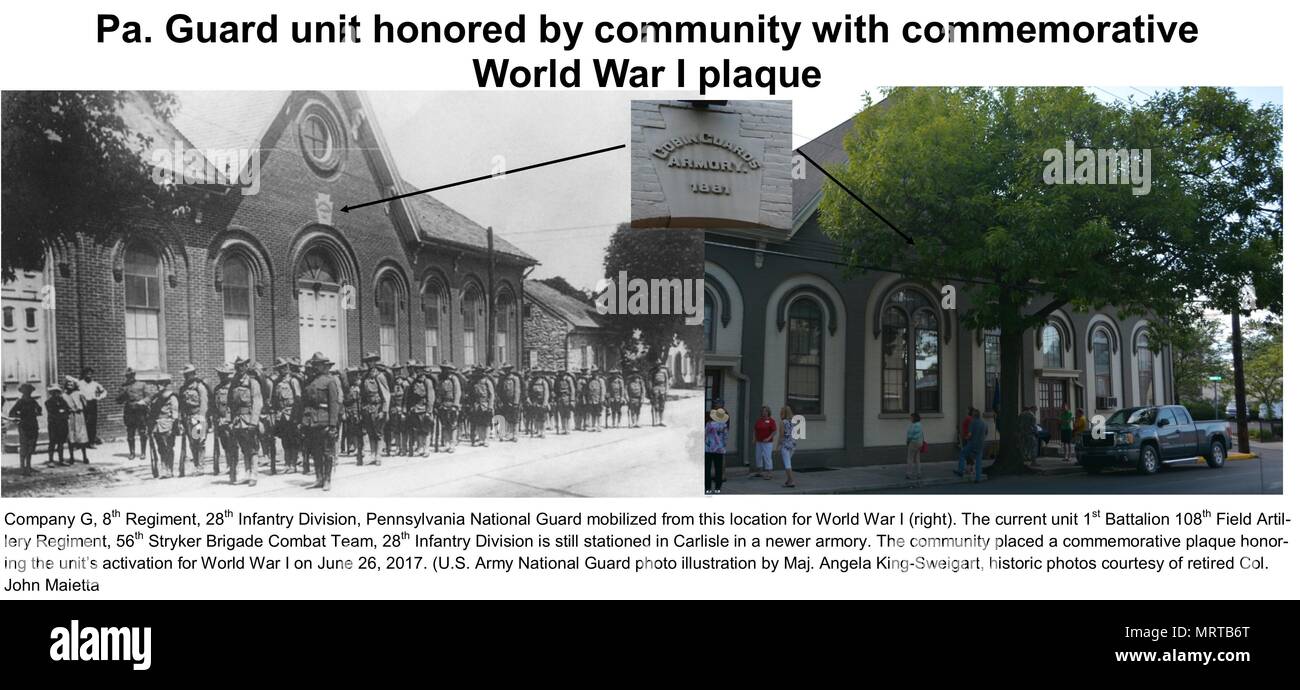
[116,352,672,491]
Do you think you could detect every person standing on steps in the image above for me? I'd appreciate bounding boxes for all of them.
[79,367,106,447]
[752,405,775,480]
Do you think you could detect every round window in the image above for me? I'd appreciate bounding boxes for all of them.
[298,104,343,175]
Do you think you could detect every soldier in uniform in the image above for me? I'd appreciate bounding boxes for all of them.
[496,364,522,442]
[116,368,150,460]
[270,358,303,475]
[148,374,180,478]
[226,356,264,486]
[466,366,494,447]
[341,367,362,463]
[525,369,551,438]
[433,362,461,453]
[585,370,605,433]
[358,352,390,465]
[209,365,234,477]
[403,360,434,457]
[573,368,589,431]
[386,362,409,457]
[248,361,275,472]
[288,356,307,388]
[607,369,627,428]
[626,370,646,428]
[650,365,669,427]
[554,369,575,435]
[177,364,209,476]
[299,352,342,491]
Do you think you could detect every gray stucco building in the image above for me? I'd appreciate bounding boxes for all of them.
[703,113,1175,468]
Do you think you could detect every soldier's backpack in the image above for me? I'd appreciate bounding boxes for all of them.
[587,378,602,398]
[231,380,253,409]
[363,374,381,400]
[530,378,546,402]
[502,376,520,405]
[182,384,203,411]
[628,378,644,397]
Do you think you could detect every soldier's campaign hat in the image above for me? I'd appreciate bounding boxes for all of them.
[216,364,234,376]
[439,362,456,372]
[362,352,381,363]
[47,385,63,394]
[18,382,35,394]
[273,357,289,369]
[307,351,333,367]
[156,373,172,383]
[233,356,250,366]
[288,356,302,368]
[500,364,514,371]
[124,367,136,376]
[181,364,197,375]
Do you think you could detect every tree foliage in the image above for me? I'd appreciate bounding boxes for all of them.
[601,224,703,367]
[2,91,178,281]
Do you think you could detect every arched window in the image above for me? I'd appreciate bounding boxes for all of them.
[124,243,162,371]
[1137,332,1155,406]
[461,283,483,366]
[495,289,517,366]
[786,298,823,415]
[423,281,445,366]
[1,307,12,330]
[1093,328,1113,407]
[222,256,253,363]
[1042,324,1064,369]
[703,291,716,352]
[983,329,1001,412]
[880,288,941,413]
[377,277,399,364]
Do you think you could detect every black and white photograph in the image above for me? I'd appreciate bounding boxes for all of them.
[0,90,704,497]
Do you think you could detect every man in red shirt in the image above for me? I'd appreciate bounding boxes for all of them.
[752,405,777,479]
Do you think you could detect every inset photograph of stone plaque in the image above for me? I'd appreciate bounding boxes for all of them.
[631,100,792,234]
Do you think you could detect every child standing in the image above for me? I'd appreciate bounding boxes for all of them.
[44,386,71,466]
[7,383,42,475]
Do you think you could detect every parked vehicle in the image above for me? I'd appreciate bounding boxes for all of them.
[1078,405,1233,475]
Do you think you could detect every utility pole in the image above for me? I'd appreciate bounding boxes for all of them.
[486,226,496,367]
[1230,307,1250,453]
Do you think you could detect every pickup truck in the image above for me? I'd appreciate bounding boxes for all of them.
[1078,405,1233,475]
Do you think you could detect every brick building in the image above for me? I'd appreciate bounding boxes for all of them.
[2,90,535,441]
[522,280,617,372]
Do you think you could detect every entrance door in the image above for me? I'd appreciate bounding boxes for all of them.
[299,286,343,366]
[1037,378,1066,440]
[2,270,52,445]
[704,367,722,410]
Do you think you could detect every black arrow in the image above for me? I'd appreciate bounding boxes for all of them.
[341,143,627,213]
[798,148,913,245]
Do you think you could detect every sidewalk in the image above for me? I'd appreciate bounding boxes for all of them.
[718,461,978,495]
[2,439,155,495]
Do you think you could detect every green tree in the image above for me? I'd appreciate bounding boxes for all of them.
[601,224,703,367]
[1243,319,1282,418]
[1154,313,1227,403]
[820,87,1201,473]
[537,275,592,303]
[2,91,178,281]
[1148,88,1282,450]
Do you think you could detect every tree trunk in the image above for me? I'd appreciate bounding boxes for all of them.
[993,291,1027,474]
[1230,307,1251,453]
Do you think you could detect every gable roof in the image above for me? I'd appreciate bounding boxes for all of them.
[792,95,893,234]
[398,180,534,262]
[169,91,290,155]
[524,279,602,329]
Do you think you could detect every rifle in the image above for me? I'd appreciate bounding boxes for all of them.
[177,418,188,478]
[147,423,159,479]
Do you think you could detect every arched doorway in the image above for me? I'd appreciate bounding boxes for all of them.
[296,247,347,366]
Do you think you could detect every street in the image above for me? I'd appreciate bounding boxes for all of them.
[862,445,1282,495]
[2,390,703,498]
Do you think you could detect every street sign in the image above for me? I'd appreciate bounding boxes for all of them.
[1208,375,1223,381]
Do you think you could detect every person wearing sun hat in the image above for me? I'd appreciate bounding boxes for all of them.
[300,352,343,491]
[6,382,42,474]
[116,367,149,461]
[358,351,389,465]
[44,385,72,466]
[705,406,730,493]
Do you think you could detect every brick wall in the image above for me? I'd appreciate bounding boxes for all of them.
[45,91,525,440]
